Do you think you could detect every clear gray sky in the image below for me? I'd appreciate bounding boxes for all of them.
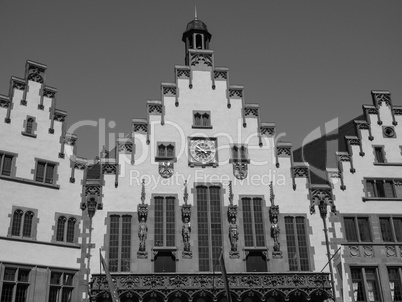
[1,1,402,159]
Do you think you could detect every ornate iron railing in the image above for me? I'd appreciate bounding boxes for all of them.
[90,272,332,301]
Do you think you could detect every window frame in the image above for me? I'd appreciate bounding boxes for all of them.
[21,115,37,138]
[195,184,223,272]
[387,267,402,302]
[155,142,176,162]
[350,267,381,302]
[48,270,76,302]
[364,178,401,200]
[373,145,386,164]
[8,206,38,240]
[284,215,310,272]
[34,159,58,185]
[379,216,402,243]
[152,195,177,248]
[0,151,17,177]
[230,144,250,163]
[0,265,32,302]
[106,213,134,273]
[53,213,80,244]
[343,216,373,243]
[192,110,212,129]
[240,196,266,247]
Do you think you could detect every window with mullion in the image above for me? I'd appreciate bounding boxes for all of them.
[388,267,402,302]
[166,197,175,247]
[35,161,56,184]
[242,198,253,247]
[153,196,176,247]
[154,197,164,246]
[344,217,372,242]
[380,218,394,242]
[394,218,402,242]
[11,209,35,239]
[108,215,132,273]
[56,216,66,241]
[48,271,74,302]
[196,185,222,272]
[366,179,397,198]
[242,197,265,247]
[0,267,31,302]
[1,153,13,176]
[285,216,309,271]
[351,267,381,302]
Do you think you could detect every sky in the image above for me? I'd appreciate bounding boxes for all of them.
[1,1,402,159]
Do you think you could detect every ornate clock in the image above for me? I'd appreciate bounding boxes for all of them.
[189,138,218,166]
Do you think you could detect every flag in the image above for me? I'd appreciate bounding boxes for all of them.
[219,249,232,302]
[100,250,120,302]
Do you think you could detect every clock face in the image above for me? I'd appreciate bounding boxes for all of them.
[189,139,217,164]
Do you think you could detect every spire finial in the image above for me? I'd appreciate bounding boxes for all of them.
[228,181,233,205]
[183,180,189,205]
[194,5,198,20]
[141,179,146,204]
[270,181,275,206]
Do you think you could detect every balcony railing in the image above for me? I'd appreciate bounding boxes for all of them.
[90,272,332,302]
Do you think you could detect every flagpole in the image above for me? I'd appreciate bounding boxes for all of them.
[219,247,232,302]
[99,249,102,291]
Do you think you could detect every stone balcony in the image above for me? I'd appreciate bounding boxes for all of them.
[90,272,332,302]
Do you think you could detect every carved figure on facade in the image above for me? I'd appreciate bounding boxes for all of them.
[159,162,174,179]
[269,182,282,259]
[181,180,193,259]
[233,162,247,180]
[227,181,240,259]
[137,179,149,259]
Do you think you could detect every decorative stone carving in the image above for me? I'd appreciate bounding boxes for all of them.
[260,126,275,136]
[54,110,66,122]
[12,80,26,90]
[214,71,227,79]
[133,123,147,133]
[137,179,149,259]
[269,182,282,259]
[244,107,258,117]
[64,134,77,146]
[43,88,56,98]
[162,86,176,96]
[386,246,396,257]
[363,246,373,257]
[148,104,162,114]
[118,142,133,152]
[394,108,402,115]
[102,164,117,175]
[0,98,10,108]
[229,89,243,98]
[277,147,291,156]
[373,93,391,107]
[233,162,247,180]
[350,246,359,257]
[176,69,190,78]
[159,162,174,179]
[20,99,27,106]
[226,181,239,259]
[310,187,336,216]
[85,185,101,197]
[181,181,192,259]
[293,167,309,178]
[27,65,45,83]
[190,53,213,67]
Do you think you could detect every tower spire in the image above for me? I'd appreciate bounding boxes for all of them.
[194,5,198,20]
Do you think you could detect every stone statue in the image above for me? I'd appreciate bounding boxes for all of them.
[271,217,280,252]
[229,221,239,251]
[138,218,148,251]
[182,217,191,251]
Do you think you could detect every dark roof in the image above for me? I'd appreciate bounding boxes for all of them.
[182,19,212,42]
[293,114,363,184]
[86,163,101,180]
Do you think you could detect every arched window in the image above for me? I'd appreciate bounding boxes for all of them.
[166,145,174,157]
[195,34,203,49]
[232,146,239,159]
[202,113,210,127]
[66,218,76,243]
[194,113,201,126]
[26,117,35,134]
[11,210,23,236]
[158,144,166,157]
[56,216,66,241]
[22,211,34,237]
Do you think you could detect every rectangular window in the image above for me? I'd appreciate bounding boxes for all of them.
[153,196,176,247]
[48,271,75,302]
[241,197,265,247]
[285,216,309,271]
[388,267,402,302]
[351,268,381,302]
[196,185,222,271]
[193,111,211,128]
[108,214,132,272]
[55,215,78,243]
[156,143,175,160]
[35,161,56,184]
[366,179,399,198]
[245,251,267,272]
[231,145,249,162]
[0,152,14,176]
[344,217,372,242]
[380,217,402,243]
[374,147,385,163]
[0,267,31,302]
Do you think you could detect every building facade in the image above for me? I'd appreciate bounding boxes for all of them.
[0,16,400,302]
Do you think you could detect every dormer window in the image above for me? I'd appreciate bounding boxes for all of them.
[231,144,250,163]
[156,142,176,161]
[193,111,212,129]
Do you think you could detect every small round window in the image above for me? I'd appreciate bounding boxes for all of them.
[383,126,395,137]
